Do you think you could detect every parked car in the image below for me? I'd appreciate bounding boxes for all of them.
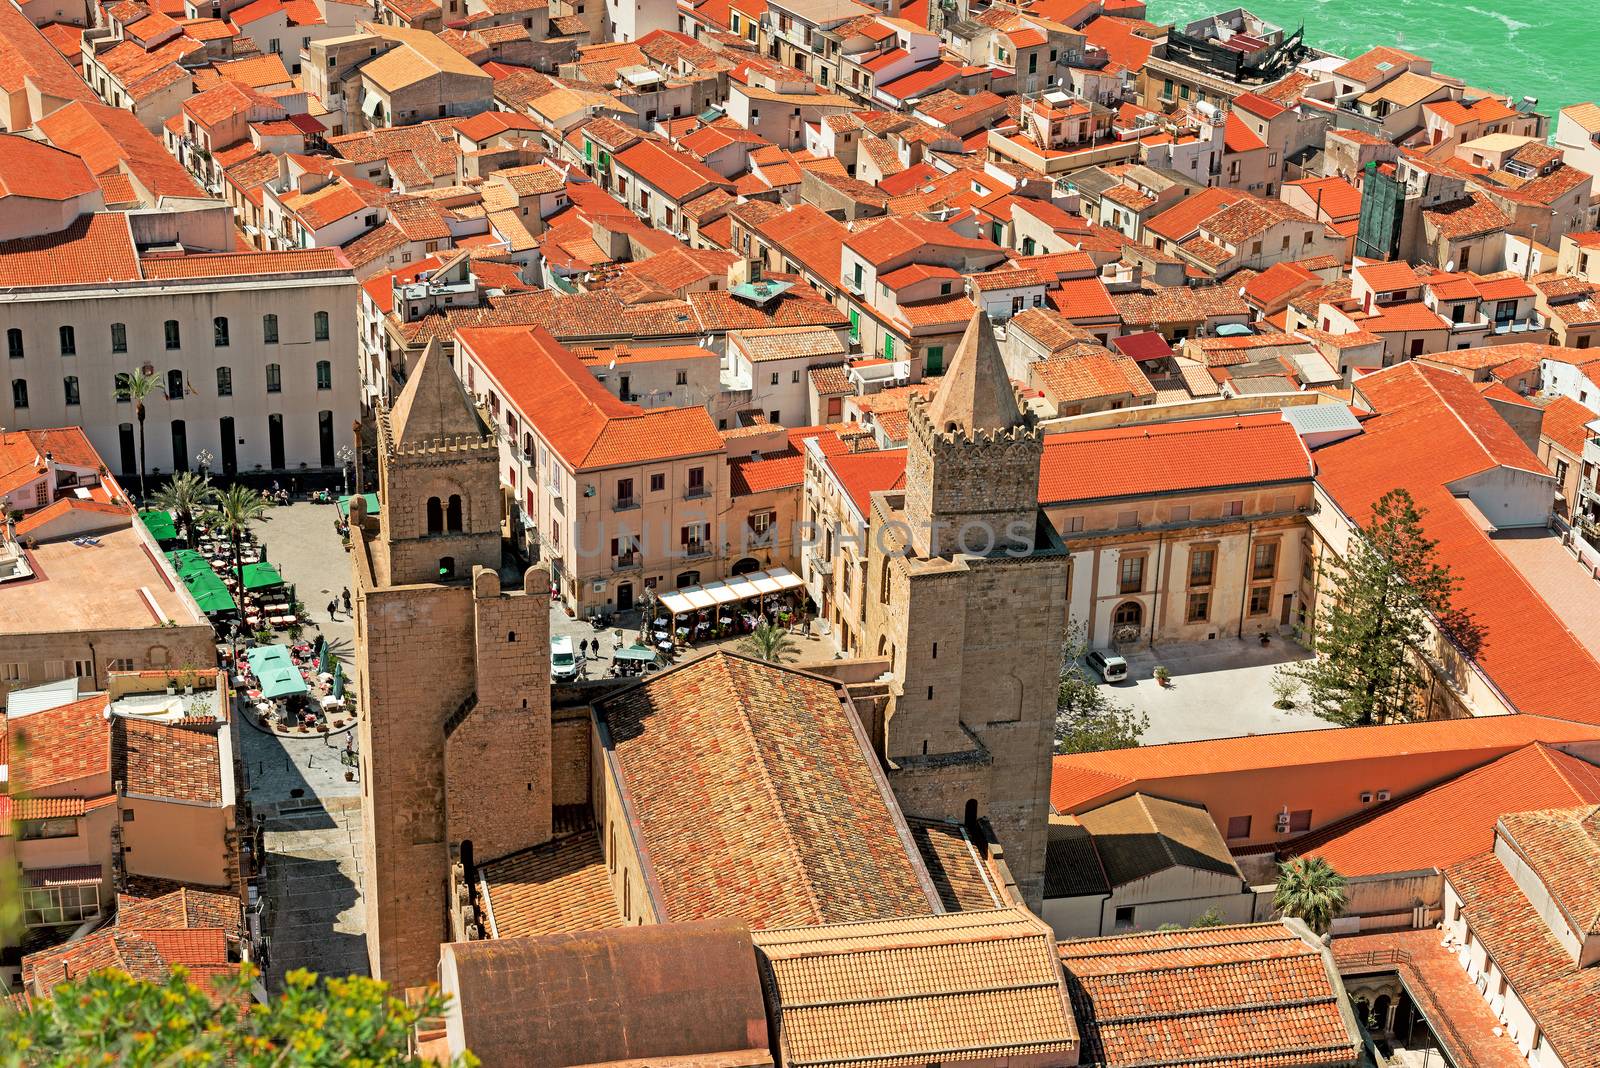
[1086,649,1128,683]
[551,635,577,681]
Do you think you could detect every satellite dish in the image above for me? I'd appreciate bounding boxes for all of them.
[1445,260,1456,272]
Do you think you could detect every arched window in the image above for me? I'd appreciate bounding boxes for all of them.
[59,325,75,355]
[216,366,232,396]
[167,369,184,398]
[262,314,278,343]
[163,320,180,350]
[313,310,330,341]
[214,316,229,347]
[426,496,443,534]
[446,494,463,532]
[110,322,127,353]
[6,328,21,359]
[316,360,332,391]
[438,556,455,579]
[63,375,79,406]
[265,363,281,393]
[1113,600,1143,630]
[879,562,891,604]
[522,432,533,458]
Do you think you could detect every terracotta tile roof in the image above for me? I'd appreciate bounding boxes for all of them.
[1050,715,1600,813]
[1061,922,1360,1067]
[1292,743,1600,877]
[1541,395,1594,456]
[6,696,112,792]
[1424,193,1511,240]
[599,653,934,927]
[729,448,803,496]
[754,908,1078,1068]
[905,817,1003,910]
[1319,362,1600,722]
[137,248,348,278]
[825,447,906,516]
[1362,300,1448,333]
[113,719,222,804]
[1333,45,1420,83]
[1144,187,1247,242]
[808,363,852,395]
[1051,276,1119,321]
[1498,806,1600,933]
[1080,792,1240,888]
[1009,307,1093,354]
[1037,413,1309,503]
[755,203,849,283]
[844,214,1000,267]
[1447,844,1600,1064]
[477,830,622,937]
[461,325,723,469]
[1035,350,1153,404]
[613,139,729,201]
[1080,15,1153,75]
[115,887,242,943]
[731,325,846,363]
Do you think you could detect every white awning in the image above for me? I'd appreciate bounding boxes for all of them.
[658,591,694,616]
[361,92,384,118]
[658,568,805,615]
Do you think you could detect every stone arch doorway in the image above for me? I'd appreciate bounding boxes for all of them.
[731,557,761,575]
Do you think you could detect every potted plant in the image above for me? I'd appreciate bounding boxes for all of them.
[1270,667,1300,710]
[164,672,179,695]
[287,623,303,641]
[254,627,274,645]
[178,669,198,694]
[1153,665,1171,688]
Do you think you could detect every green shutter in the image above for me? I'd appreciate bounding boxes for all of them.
[884,335,895,359]
[849,309,859,341]
[584,140,593,161]
[925,346,944,374]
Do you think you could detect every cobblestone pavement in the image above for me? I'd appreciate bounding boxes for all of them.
[235,500,368,987]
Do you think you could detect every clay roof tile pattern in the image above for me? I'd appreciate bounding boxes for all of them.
[599,653,934,928]
[477,830,623,937]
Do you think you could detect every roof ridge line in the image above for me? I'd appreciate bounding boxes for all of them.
[1068,944,1318,976]
[779,977,1063,1013]
[1088,993,1338,1027]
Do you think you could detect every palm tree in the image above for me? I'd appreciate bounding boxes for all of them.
[208,485,269,623]
[1274,856,1348,936]
[118,370,165,503]
[151,472,217,547]
[738,621,800,665]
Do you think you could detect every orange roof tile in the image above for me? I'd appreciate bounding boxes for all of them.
[1541,395,1594,456]
[0,134,98,202]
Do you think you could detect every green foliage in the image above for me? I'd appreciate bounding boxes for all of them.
[1191,906,1227,928]
[1273,856,1348,937]
[1287,488,1480,726]
[738,621,800,664]
[207,485,271,613]
[0,965,474,1068]
[1053,627,1148,755]
[151,472,218,545]
[1269,666,1300,710]
[117,370,165,502]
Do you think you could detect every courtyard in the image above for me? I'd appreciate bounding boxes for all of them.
[1095,637,1334,745]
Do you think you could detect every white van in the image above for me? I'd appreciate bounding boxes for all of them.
[551,635,577,681]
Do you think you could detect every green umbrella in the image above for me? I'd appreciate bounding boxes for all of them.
[242,561,285,590]
[184,571,235,614]
[140,510,178,541]
[246,645,308,698]
[337,493,380,519]
[165,549,212,578]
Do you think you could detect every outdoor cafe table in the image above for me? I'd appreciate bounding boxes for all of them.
[241,561,285,590]
[613,644,658,663]
[245,645,309,699]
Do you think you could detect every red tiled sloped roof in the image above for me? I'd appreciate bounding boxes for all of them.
[138,248,348,278]
[1318,362,1600,722]
[1050,714,1600,813]
[1233,91,1286,120]
[1354,259,1423,293]
[1223,113,1266,153]
[1291,743,1600,877]
[1144,187,1247,242]
[1037,414,1310,504]
[613,139,730,202]
[0,134,98,202]
[1244,261,1320,308]
[598,653,934,928]
[1285,176,1362,220]
[729,448,803,495]
[1541,395,1595,456]
[459,325,725,470]
[1051,276,1118,322]
[1061,922,1360,1068]
[36,102,205,202]
[1080,15,1153,74]
[6,696,112,792]
[825,447,908,516]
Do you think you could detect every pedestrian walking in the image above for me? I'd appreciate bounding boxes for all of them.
[327,600,338,621]
[341,587,352,612]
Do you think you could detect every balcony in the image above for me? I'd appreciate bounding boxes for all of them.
[684,486,711,501]
[612,551,641,572]
[614,495,638,511]
[682,541,713,559]
[1492,313,1545,335]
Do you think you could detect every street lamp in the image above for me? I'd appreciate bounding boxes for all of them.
[195,448,214,483]
[337,444,355,496]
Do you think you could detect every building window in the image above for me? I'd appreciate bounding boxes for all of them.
[1224,499,1244,517]
[1113,906,1135,930]
[22,883,100,928]
[1248,585,1272,616]
[1118,554,1144,594]
[214,316,229,347]
[18,817,78,840]
[59,325,75,355]
[427,497,443,534]
[167,369,184,398]
[925,345,945,374]
[649,473,665,493]
[63,375,79,406]
[1186,590,1209,623]
[263,314,279,343]
[316,360,332,390]
[265,364,282,393]
[676,369,688,386]
[164,320,180,349]
[314,311,330,341]
[1288,809,1312,833]
[1189,547,1215,586]
[447,495,463,532]
[1113,600,1142,629]
[114,372,130,402]
[217,367,232,396]
[687,467,705,496]
[1225,815,1251,839]
[7,327,22,359]
[110,323,127,353]
[11,378,27,408]
[1252,541,1278,581]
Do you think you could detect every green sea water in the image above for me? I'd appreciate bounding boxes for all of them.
[1151,0,1600,120]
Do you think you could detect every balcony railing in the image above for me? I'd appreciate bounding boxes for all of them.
[682,541,713,559]
[684,486,711,501]
[614,495,638,511]
[612,552,640,572]
[1492,313,1545,335]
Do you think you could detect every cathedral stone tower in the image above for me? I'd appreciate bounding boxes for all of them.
[864,313,1068,910]
[350,340,552,991]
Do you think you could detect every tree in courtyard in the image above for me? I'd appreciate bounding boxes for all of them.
[1273,856,1348,937]
[739,620,800,664]
[151,470,217,546]
[0,964,476,1067]
[1288,488,1481,727]
[117,369,165,503]
[208,484,270,617]
[1053,626,1148,754]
